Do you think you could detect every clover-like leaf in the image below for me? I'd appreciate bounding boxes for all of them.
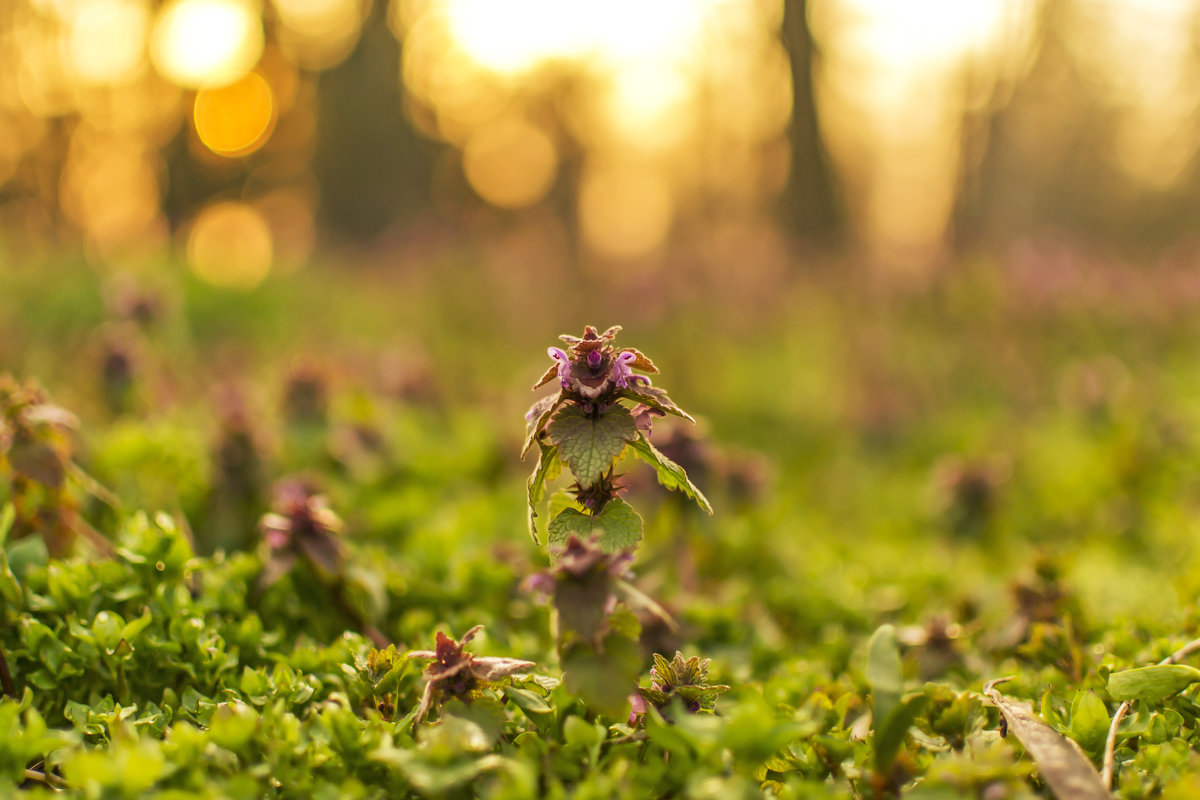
[627,432,712,513]
[547,499,642,553]
[547,405,637,486]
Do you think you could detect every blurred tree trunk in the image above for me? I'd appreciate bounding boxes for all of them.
[313,2,436,242]
[779,0,843,245]
[950,0,1130,249]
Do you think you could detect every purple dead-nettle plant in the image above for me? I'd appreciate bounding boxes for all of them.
[407,625,535,726]
[526,534,634,649]
[256,479,390,648]
[258,479,344,587]
[523,325,711,551]
[628,652,730,725]
[521,326,710,717]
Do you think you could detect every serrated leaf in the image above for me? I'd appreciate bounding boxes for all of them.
[867,624,903,725]
[521,392,562,458]
[1108,664,1200,702]
[618,385,694,423]
[984,679,1108,800]
[627,432,712,513]
[547,500,643,553]
[526,442,561,543]
[547,405,637,485]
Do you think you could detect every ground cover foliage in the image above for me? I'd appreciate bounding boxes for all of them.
[5,258,1200,797]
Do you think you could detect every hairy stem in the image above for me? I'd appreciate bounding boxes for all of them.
[1102,636,1200,789]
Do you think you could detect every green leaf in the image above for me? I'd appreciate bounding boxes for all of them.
[502,686,553,718]
[1068,691,1110,754]
[617,385,695,423]
[561,633,642,719]
[121,611,153,644]
[208,702,259,751]
[1107,664,1200,703]
[0,503,14,545]
[547,405,637,485]
[521,392,562,459]
[984,680,1108,800]
[0,543,21,611]
[93,611,126,653]
[874,695,928,774]
[526,442,561,543]
[627,432,712,514]
[547,500,643,553]
[867,624,903,725]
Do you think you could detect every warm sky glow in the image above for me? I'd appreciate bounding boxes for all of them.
[67,0,151,86]
[442,0,715,74]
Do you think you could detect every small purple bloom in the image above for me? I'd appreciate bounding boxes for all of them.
[548,347,571,389]
[611,351,651,389]
[587,349,603,369]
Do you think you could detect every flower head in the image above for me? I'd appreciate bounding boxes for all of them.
[630,652,730,724]
[406,625,535,726]
[258,479,344,585]
[532,326,657,401]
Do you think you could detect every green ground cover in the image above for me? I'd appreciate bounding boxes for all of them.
[3,256,1200,797]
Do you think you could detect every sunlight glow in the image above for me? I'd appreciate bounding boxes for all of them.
[187,201,274,289]
[150,0,264,88]
[193,71,276,157]
[67,0,151,86]
[579,164,673,259]
[838,0,1014,69]
[463,118,558,209]
[442,0,714,74]
[271,0,365,69]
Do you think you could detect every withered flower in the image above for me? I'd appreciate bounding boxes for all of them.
[407,626,534,726]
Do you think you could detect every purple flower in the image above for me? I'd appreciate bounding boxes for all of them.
[611,351,652,389]
[548,347,572,389]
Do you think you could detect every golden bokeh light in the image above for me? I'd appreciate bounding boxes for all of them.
[579,164,673,260]
[271,0,364,69]
[442,0,714,74]
[60,134,163,249]
[150,0,264,88]
[186,201,274,289]
[462,117,558,209]
[67,0,151,86]
[193,71,275,156]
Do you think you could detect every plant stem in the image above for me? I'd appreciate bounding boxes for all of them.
[1101,635,1200,789]
[330,579,389,649]
[0,641,16,698]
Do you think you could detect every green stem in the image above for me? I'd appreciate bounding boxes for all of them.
[0,641,16,698]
